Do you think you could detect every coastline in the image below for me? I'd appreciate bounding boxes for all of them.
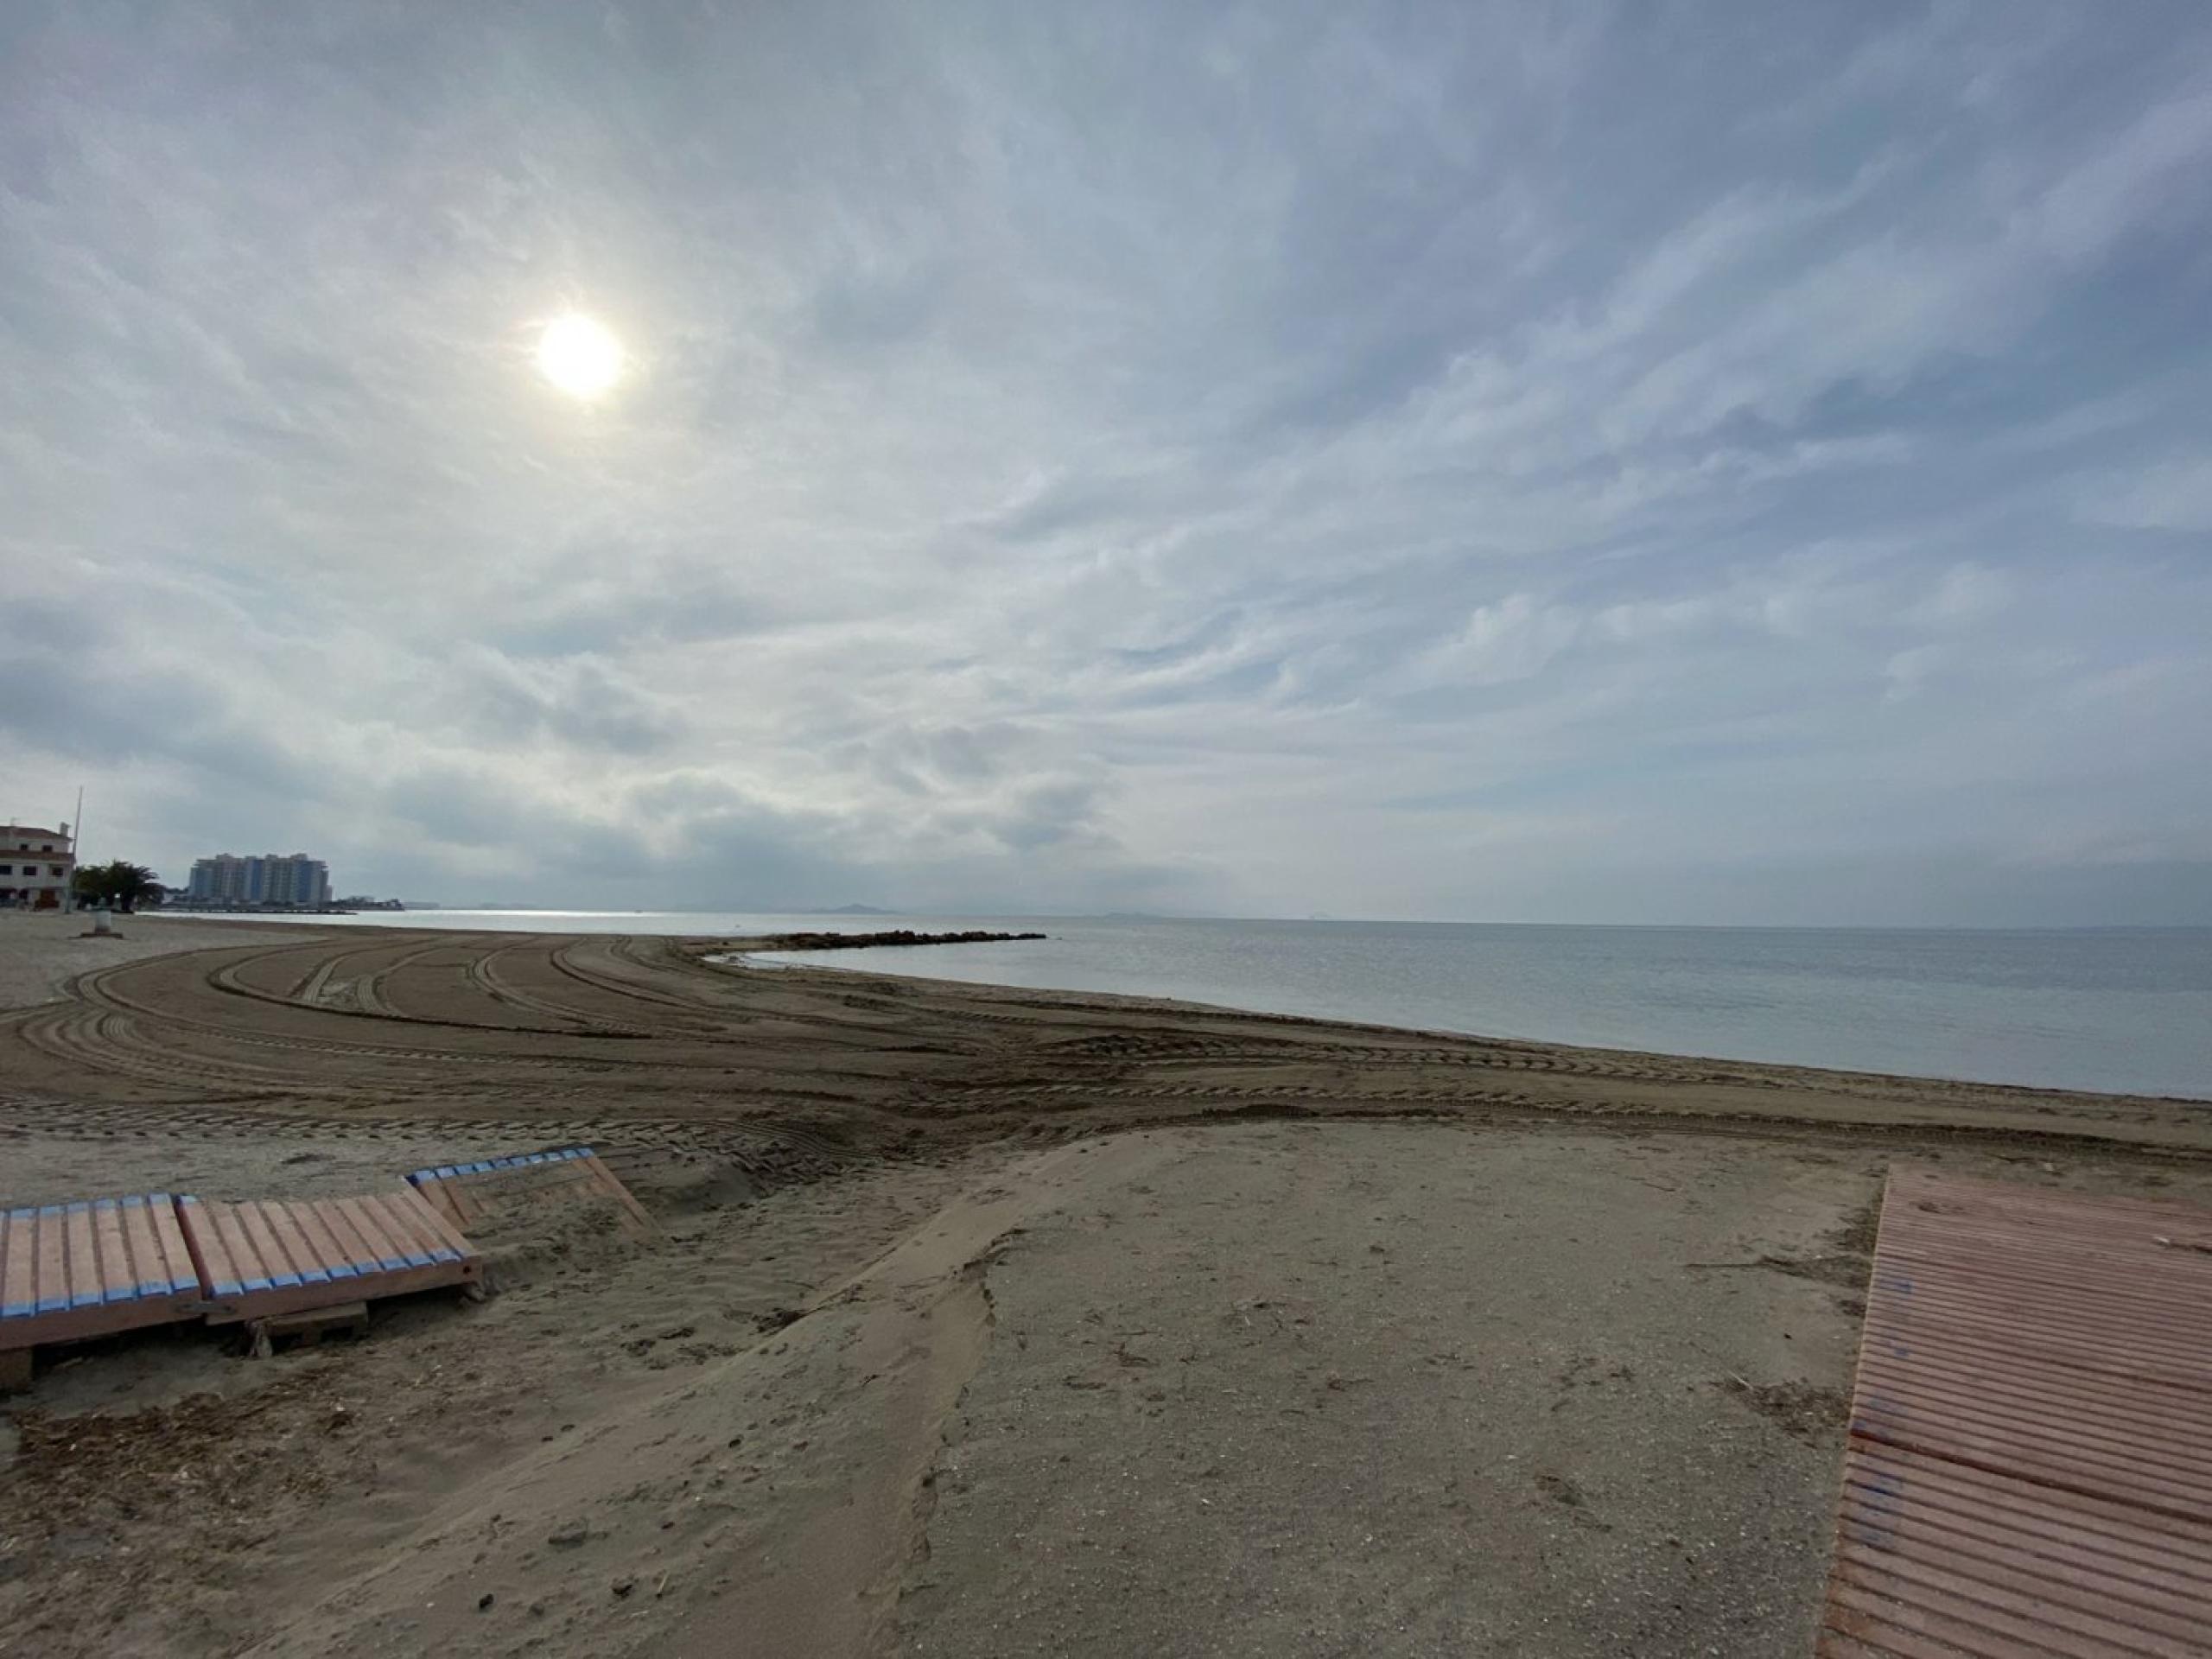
[744,917,2212,1103]
[3,922,2209,1656]
[720,934,2212,1122]
[3,919,2206,1157]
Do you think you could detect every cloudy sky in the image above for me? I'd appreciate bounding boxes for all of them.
[3,3,2209,924]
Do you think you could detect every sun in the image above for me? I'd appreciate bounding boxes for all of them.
[535,313,623,399]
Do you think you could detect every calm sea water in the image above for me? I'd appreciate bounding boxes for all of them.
[166,911,2212,1100]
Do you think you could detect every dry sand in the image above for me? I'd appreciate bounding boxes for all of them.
[0,912,312,1015]
[895,1123,1873,1658]
[1,922,2208,1656]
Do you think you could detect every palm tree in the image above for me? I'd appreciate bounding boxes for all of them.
[72,860,166,913]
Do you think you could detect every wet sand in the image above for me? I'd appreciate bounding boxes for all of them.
[1,924,2207,1656]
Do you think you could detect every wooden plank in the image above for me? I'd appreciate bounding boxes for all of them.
[256,1300,370,1346]
[3,1209,36,1322]
[264,1300,368,1337]
[396,1184,475,1258]
[270,1200,325,1284]
[312,1195,381,1274]
[416,1179,470,1231]
[233,1201,292,1289]
[1837,1488,2212,1630]
[1836,1531,2209,1651]
[378,1186,452,1259]
[60,1205,94,1310]
[184,1192,480,1325]
[582,1153,664,1240]
[362,1192,430,1265]
[391,1189,477,1283]
[2,1196,208,1353]
[34,1206,67,1314]
[1818,1170,2212,1656]
[214,1201,268,1291]
[412,1193,475,1268]
[1842,1450,2212,1580]
[289,1200,360,1284]
[147,1195,196,1295]
[91,1199,132,1302]
[176,1193,232,1297]
[439,1170,486,1229]
[121,1198,165,1297]
[261,1201,330,1288]
[354,1192,431,1267]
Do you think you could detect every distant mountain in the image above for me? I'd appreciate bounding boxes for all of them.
[820,903,897,915]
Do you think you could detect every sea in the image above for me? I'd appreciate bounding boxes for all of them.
[173,910,2212,1101]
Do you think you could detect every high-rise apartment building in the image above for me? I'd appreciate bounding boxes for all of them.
[186,852,332,908]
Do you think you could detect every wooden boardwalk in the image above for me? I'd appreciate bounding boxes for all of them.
[1,1194,205,1354]
[180,1187,479,1324]
[1820,1169,2212,1656]
[409,1146,661,1242]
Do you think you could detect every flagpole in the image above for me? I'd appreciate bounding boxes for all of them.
[67,785,83,914]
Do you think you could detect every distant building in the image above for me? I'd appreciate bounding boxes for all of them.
[186,852,332,908]
[0,823,75,910]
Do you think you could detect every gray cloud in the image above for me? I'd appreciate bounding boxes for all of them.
[3,3,2210,923]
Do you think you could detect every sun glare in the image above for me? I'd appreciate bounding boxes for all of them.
[535,313,623,399]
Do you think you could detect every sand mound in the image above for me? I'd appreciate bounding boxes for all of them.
[242,1140,1160,1658]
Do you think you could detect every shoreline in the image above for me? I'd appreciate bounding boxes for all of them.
[5,914,2205,1129]
[113,907,2212,1103]
[725,934,2212,1110]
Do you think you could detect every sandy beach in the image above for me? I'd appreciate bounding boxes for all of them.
[0,912,315,1018]
[3,921,2208,1656]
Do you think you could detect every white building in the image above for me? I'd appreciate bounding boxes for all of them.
[1,823,76,910]
[186,852,332,908]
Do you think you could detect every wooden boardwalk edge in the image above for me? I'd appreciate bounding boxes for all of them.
[408,1145,664,1243]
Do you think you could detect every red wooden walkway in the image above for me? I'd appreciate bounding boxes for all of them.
[1820,1168,2212,1656]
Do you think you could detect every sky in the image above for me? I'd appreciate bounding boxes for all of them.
[3,3,2209,925]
